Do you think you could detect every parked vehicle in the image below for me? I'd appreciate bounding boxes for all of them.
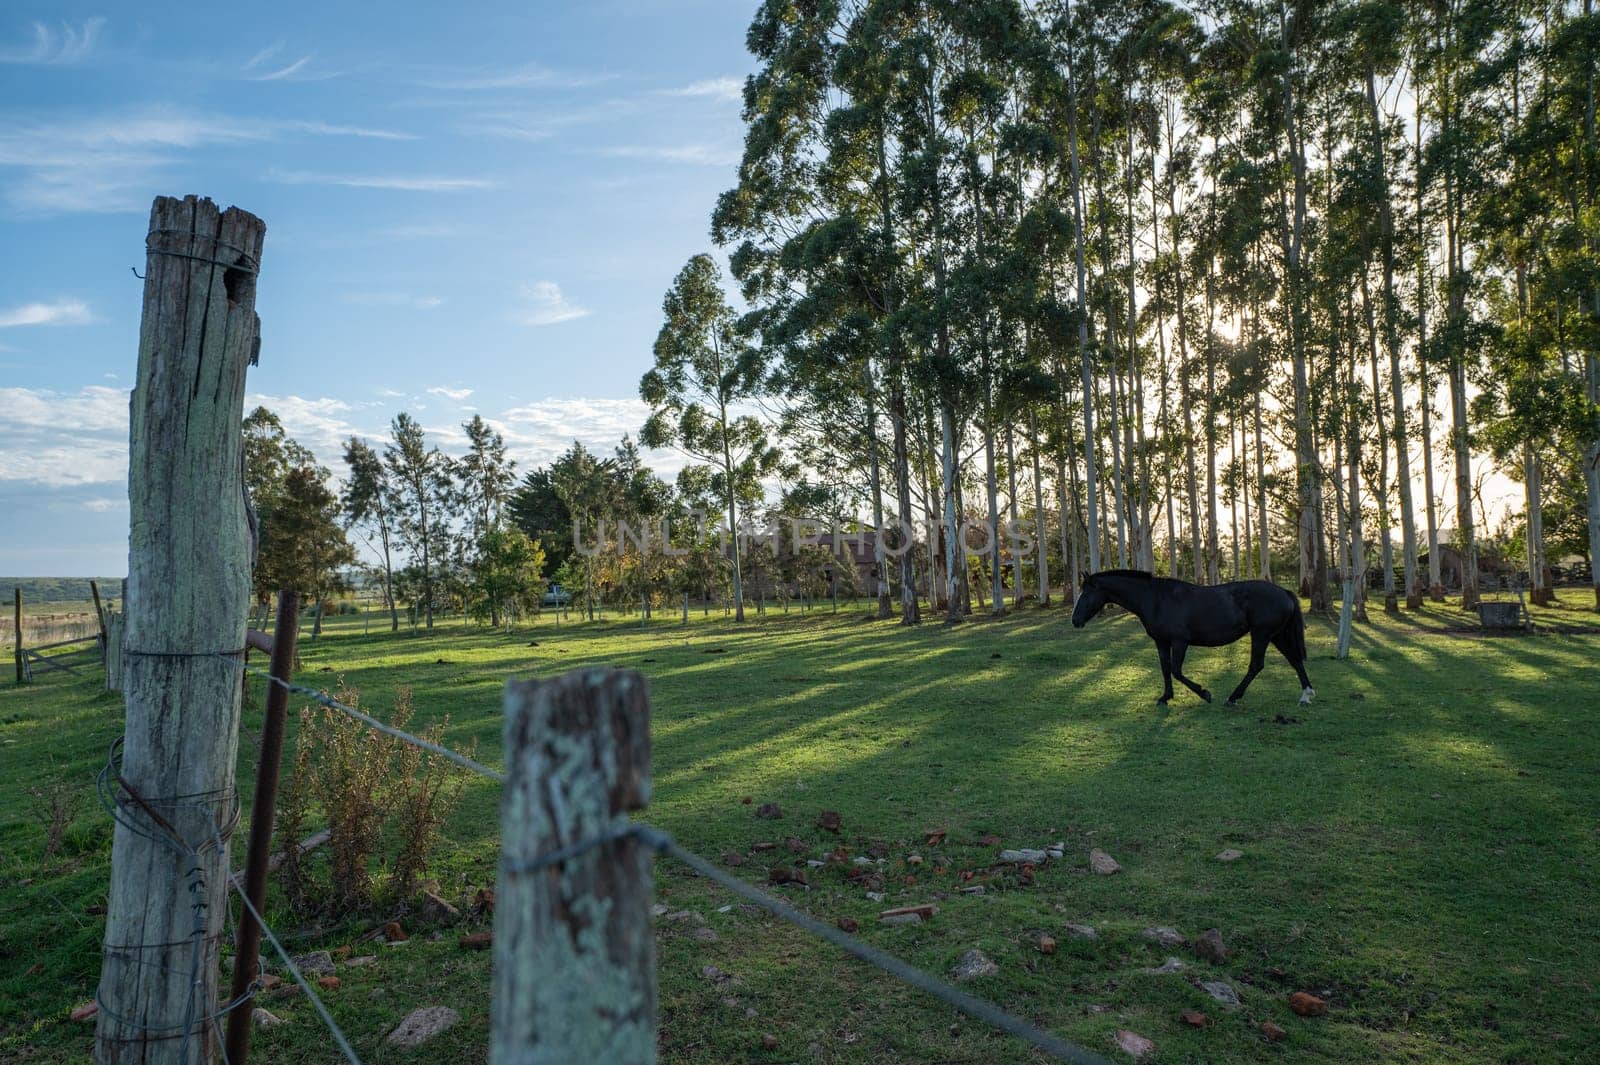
[541,583,572,607]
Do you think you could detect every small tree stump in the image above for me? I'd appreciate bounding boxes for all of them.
[491,669,654,1064]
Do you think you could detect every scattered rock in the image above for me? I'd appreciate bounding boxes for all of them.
[1114,1029,1155,1059]
[816,810,842,833]
[1086,1003,1113,1014]
[345,955,378,968]
[1194,928,1229,963]
[317,976,340,991]
[1289,991,1328,1017]
[806,859,825,868]
[252,1007,285,1028]
[752,841,777,852]
[384,921,407,943]
[925,829,948,846]
[70,1002,98,1022]
[420,891,460,925]
[1261,1020,1287,1043]
[907,853,924,866]
[785,836,807,854]
[701,965,730,985]
[1201,980,1241,1009]
[1142,926,1187,949]
[1145,956,1186,975]
[756,803,783,819]
[1181,1010,1209,1028]
[951,950,999,981]
[1000,848,1049,864]
[865,891,885,902]
[880,913,922,927]
[472,886,495,914]
[459,931,492,950]
[977,834,1001,847]
[290,951,335,977]
[837,917,859,933]
[691,926,721,944]
[879,903,937,921]
[959,885,985,895]
[651,903,669,917]
[664,910,702,924]
[1215,848,1244,862]
[768,866,807,887]
[761,1033,779,1051]
[1038,935,1057,955]
[1089,849,1121,875]
[868,839,890,858]
[1064,923,1098,941]
[1046,842,1066,859]
[721,850,747,867]
[387,1006,460,1047]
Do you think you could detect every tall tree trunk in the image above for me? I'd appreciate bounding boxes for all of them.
[1363,272,1398,612]
[864,363,893,619]
[1029,408,1050,605]
[1064,33,1101,572]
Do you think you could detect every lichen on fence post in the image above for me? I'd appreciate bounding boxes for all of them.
[491,668,655,1065]
[95,195,264,1065]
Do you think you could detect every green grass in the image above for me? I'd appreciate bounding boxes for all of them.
[3,596,1599,1063]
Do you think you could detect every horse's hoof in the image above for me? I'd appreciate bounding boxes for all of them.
[1156,697,1169,706]
[1200,690,1212,703]
[1299,687,1315,705]
[1225,698,1240,707]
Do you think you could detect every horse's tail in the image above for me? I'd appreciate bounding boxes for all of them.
[1284,596,1308,665]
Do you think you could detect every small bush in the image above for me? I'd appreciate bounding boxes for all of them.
[276,682,472,917]
[28,777,84,861]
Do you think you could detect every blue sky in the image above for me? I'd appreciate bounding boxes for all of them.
[0,2,755,576]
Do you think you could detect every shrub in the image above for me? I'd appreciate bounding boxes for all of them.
[276,682,472,917]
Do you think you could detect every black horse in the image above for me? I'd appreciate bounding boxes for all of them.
[1071,570,1315,706]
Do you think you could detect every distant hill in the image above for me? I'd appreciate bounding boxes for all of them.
[5,578,125,604]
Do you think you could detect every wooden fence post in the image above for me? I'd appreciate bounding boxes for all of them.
[91,580,107,643]
[95,195,265,1065]
[225,589,299,1065]
[104,613,124,692]
[12,589,21,686]
[492,669,655,1064]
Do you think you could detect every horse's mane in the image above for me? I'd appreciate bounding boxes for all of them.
[1094,568,1154,580]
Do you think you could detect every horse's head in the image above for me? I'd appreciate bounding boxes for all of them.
[1071,574,1108,628]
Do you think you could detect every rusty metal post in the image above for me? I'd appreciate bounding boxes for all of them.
[224,588,300,1065]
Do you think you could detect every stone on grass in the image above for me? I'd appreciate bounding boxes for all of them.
[756,803,783,819]
[1181,1010,1209,1028]
[951,950,998,981]
[70,1002,98,1022]
[1261,1020,1287,1043]
[1114,1029,1155,1059]
[1215,848,1244,862]
[1141,926,1187,949]
[1064,923,1099,941]
[1089,849,1121,875]
[459,931,492,950]
[1144,956,1186,975]
[252,1007,285,1028]
[1194,928,1228,963]
[837,917,859,933]
[691,926,720,943]
[1000,848,1049,865]
[345,955,377,968]
[880,913,922,927]
[290,951,335,977]
[1289,991,1328,1016]
[816,810,842,833]
[420,891,460,925]
[1038,935,1056,955]
[1201,980,1241,1009]
[1046,842,1066,859]
[721,850,747,867]
[387,1006,459,1048]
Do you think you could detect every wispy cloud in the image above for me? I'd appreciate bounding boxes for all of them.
[514,282,589,326]
[0,108,418,214]
[0,386,128,486]
[0,299,92,328]
[418,63,613,91]
[269,170,494,191]
[601,143,739,167]
[427,386,474,401]
[668,77,743,102]
[0,18,105,65]
[240,42,338,83]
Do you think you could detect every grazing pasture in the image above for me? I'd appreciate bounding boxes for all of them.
[2,600,1598,1063]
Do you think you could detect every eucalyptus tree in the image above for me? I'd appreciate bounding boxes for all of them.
[383,412,453,629]
[641,254,782,622]
[342,436,400,631]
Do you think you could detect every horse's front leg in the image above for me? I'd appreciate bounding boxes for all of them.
[1170,640,1212,702]
[1156,640,1174,705]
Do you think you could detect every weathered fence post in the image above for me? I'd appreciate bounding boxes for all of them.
[491,669,655,1064]
[91,579,107,642]
[104,613,124,692]
[12,588,21,686]
[95,195,264,1065]
[225,590,299,1065]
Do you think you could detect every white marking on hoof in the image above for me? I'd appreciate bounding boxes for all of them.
[1299,687,1315,705]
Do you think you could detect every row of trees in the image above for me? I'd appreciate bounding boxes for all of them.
[648,0,1597,625]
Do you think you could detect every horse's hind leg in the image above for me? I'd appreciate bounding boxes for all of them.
[1156,640,1175,705]
[1271,631,1315,704]
[1170,641,1212,703]
[1226,631,1269,706]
